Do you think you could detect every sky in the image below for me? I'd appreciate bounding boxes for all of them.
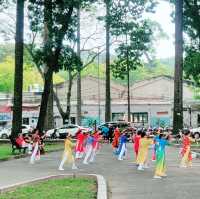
[149,1,175,58]
[0,1,175,59]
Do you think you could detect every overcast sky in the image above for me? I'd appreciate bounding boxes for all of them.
[150,1,175,58]
[0,1,175,59]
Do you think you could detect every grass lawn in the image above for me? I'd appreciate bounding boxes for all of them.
[0,142,64,160]
[0,178,96,199]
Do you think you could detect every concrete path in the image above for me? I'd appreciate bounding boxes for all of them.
[0,144,200,199]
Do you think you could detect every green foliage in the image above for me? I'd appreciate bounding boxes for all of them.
[109,0,156,79]
[170,0,200,87]
[28,0,96,73]
[0,56,65,92]
[184,48,200,85]
[0,56,14,92]
[81,61,173,84]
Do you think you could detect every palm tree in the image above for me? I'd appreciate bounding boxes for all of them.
[12,0,25,138]
[173,0,183,133]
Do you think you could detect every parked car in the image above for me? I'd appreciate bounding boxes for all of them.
[98,121,131,131]
[0,128,11,139]
[190,127,200,139]
[21,124,33,135]
[0,124,33,139]
[46,125,89,139]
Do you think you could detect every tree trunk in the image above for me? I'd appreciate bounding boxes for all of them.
[12,0,24,138]
[105,0,111,122]
[53,71,73,125]
[77,6,82,126]
[173,0,183,133]
[66,70,73,124]
[44,81,54,130]
[36,67,53,132]
[43,19,54,131]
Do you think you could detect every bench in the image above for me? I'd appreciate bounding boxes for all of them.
[9,136,27,154]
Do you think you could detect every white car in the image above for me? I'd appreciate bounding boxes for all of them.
[0,124,33,139]
[190,127,200,139]
[46,125,89,139]
[21,124,33,134]
[0,128,11,139]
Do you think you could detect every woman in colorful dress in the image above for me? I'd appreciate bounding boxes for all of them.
[58,133,77,170]
[115,130,127,160]
[89,130,101,163]
[75,130,87,159]
[30,129,41,164]
[154,132,170,179]
[112,127,120,151]
[83,131,94,164]
[180,129,196,168]
[136,131,153,170]
[132,129,141,161]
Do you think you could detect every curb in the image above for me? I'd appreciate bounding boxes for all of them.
[0,174,108,199]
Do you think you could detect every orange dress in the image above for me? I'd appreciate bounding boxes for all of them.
[180,136,195,167]
[112,128,120,148]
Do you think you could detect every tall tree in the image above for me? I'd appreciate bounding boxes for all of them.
[110,0,156,122]
[12,0,25,138]
[104,0,111,122]
[77,6,82,126]
[173,0,183,133]
[28,0,95,132]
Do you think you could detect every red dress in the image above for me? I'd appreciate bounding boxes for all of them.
[133,135,141,157]
[181,136,192,161]
[112,128,120,148]
[92,132,101,150]
[75,132,86,153]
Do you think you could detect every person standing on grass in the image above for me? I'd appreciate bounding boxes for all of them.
[30,129,41,164]
[153,132,170,179]
[179,129,196,168]
[58,133,78,170]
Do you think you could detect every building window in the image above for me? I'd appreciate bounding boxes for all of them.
[23,118,29,125]
[112,113,125,121]
[132,112,148,123]
[198,114,200,127]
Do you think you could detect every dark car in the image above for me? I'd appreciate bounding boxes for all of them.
[98,121,131,130]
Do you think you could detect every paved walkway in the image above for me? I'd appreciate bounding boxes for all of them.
[0,144,200,199]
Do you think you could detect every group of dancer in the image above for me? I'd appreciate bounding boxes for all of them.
[25,124,198,179]
[112,127,199,179]
[58,129,101,170]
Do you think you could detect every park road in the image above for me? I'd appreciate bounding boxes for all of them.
[0,144,200,199]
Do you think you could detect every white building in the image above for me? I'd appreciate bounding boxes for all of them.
[0,75,200,128]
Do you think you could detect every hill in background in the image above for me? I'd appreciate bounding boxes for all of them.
[0,44,174,92]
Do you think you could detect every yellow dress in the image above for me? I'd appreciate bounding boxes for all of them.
[136,138,153,164]
[62,138,75,163]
